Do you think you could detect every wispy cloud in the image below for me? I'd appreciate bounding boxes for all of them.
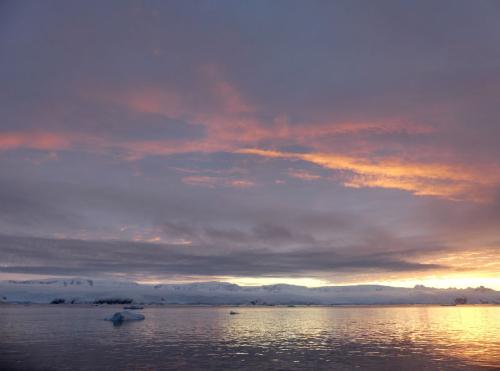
[182,176,255,189]
[238,149,498,200]
[288,169,322,181]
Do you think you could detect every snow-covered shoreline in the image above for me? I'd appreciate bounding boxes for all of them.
[1,278,499,305]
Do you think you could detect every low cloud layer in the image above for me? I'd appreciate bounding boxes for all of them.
[0,234,447,281]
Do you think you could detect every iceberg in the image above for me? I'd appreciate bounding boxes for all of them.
[105,311,145,325]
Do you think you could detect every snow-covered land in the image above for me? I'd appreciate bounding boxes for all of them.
[0,278,498,305]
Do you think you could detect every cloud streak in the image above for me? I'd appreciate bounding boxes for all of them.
[0,234,448,280]
[238,149,498,200]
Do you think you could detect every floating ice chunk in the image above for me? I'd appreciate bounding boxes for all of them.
[105,310,145,325]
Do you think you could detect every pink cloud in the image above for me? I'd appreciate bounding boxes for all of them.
[182,175,255,189]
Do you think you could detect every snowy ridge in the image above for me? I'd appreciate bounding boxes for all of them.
[8,278,96,287]
[0,278,499,305]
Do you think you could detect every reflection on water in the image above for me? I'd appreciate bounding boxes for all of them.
[0,305,498,370]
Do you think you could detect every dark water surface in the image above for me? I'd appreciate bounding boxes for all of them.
[0,305,498,370]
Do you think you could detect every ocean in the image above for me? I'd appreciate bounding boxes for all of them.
[0,305,498,370]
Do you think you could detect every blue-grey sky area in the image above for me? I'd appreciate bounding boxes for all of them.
[1,0,499,288]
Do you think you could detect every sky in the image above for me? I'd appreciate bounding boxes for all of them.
[1,0,499,289]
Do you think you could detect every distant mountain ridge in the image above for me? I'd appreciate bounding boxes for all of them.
[1,278,498,305]
[7,277,139,287]
[8,278,95,286]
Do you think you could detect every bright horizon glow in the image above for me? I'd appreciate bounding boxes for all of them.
[226,276,500,290]
[1,272,498,290]
[362,277,500,291]
[135,276,500,290]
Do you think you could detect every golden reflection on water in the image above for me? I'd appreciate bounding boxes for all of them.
[218,306,499,368]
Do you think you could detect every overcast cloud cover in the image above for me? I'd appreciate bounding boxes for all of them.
[1,0,499,287]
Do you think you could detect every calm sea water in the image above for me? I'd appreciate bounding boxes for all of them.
[0,305,498,370]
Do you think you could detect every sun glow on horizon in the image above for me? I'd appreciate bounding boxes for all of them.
[1,271,497,290]
[223,276,330,287]
[135,275,500,290]
[367,277,500,290]
[227,277,500,290]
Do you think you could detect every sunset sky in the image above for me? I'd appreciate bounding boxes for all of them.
[1,0,499,289]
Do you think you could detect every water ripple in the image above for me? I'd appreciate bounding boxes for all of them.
[0,305,498,370]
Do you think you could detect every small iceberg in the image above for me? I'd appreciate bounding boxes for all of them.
[105,311,145,325]
[123,305,144,310]
[229,310,239,315]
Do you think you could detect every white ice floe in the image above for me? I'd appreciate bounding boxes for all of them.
[105,311,145,325]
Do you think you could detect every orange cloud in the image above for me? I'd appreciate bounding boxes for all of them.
[181,176,219,188]
[2,68,493,202]
[182,175,255,189]
[109,88,185,118]
[0,132,72,151]
[201,63,256,114]
[288,169,321,181]
[228,179,255,188]
[238,148,498,200]
[1,127,493,201]
[87,63,437,161]
[212,80,256,114]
